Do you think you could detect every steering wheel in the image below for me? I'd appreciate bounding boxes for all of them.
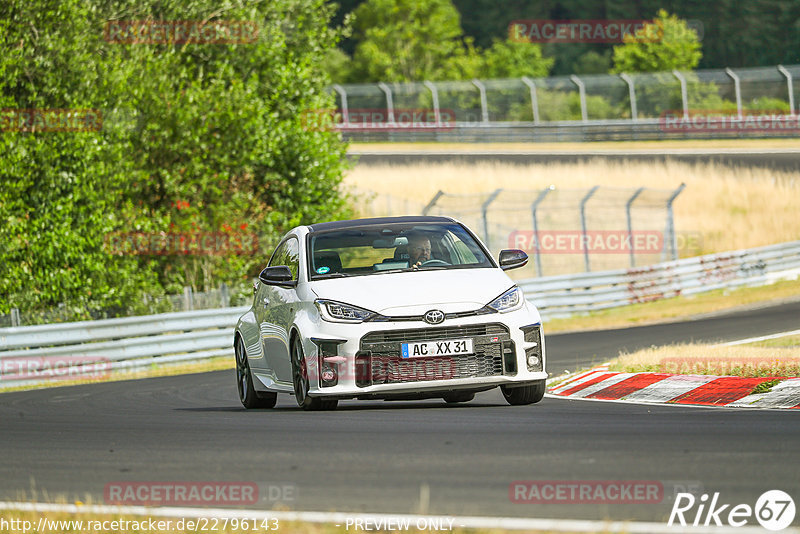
[420,259,450,267]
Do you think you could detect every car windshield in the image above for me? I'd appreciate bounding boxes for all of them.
[308,222,493,279]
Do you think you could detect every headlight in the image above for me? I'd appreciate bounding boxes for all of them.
[315,299,376,323]
[487,286,523,313]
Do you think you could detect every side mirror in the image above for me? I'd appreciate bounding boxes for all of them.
[498,249,528,271]
[258,266,296,287]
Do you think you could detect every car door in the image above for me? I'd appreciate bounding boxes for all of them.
[259,236,301,386]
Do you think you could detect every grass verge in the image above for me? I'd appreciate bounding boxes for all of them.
[607,343,800,378]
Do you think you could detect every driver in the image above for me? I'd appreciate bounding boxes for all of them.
[407,233,432,268]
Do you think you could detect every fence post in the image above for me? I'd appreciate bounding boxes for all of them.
[777,65,795,115]
[672,70,689,119]
[580,186,599,272]
[619,73,638,121]
[482,189,503,251]
[472,79,489,124]
[377,82,395,124]
[220,283,230,308]
[422,190,444,215]
[332,84,349,126]
[665,183,686,261]
[570,75,588,123]
[725,68,743,119]
[423,81,441,127]
[10,308,20,327]
[626,187,645,268]
[183,286,194,311]
[530,186,553,276]
[521,77,540,124]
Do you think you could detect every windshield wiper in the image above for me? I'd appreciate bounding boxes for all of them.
[313,272,350,279]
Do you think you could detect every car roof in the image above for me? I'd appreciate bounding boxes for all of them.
[306,216,456,233]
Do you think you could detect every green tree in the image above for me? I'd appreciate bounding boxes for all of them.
[349,0,474,81]
[478,39,553,79]
[0,0,351,320]
[611,10,702,73]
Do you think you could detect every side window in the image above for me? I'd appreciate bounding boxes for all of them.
[268,237,299,280]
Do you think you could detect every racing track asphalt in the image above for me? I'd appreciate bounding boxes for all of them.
[1,299,798,523]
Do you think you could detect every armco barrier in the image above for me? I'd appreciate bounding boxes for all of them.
[1,241,799,387]
[0,307,247,387]
[520,240,800,318]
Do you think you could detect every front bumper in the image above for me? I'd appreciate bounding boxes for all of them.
[301,305,546,398]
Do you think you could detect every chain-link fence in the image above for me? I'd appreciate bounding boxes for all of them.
[356,185,687,278]
[329,64,800,142]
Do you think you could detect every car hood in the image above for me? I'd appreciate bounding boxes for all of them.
[308,268,515,315]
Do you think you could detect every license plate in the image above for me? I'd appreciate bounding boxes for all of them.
[401,338,473,358]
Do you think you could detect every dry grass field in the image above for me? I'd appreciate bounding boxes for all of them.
[344,159,800,256]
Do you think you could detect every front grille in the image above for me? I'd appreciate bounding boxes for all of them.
[357,324,510,387]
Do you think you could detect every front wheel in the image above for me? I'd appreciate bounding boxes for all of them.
[235,337,277,409]
[291,339,338,411]
[501,380,546,406]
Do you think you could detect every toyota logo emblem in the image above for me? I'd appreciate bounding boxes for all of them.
[424,310,445,324]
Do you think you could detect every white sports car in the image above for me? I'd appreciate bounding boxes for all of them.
[234,216,546,410]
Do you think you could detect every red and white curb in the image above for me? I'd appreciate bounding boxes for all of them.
[547,367,800,409]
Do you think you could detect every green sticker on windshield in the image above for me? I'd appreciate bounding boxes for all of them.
[316,266,330,274]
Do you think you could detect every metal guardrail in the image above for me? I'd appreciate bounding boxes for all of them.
[2,241,798,387]
[520,240,800,318]
[0,307,248,387]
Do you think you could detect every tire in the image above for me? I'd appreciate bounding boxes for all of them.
[291,339,338,411]
[235,336,277,409]
[442,391,475,404]
[501,380,546,406]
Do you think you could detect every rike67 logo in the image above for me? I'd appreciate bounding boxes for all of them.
[669,490,796,531]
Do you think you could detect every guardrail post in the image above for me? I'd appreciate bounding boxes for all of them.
[664,183,686,261]
[10,308,20,327]
[422,190,444,215]
[472,79,489,124]
[570,75,588,122]
[423,81,442,127]
[619,73,638,121]
[377,82,395,125]
[626,187,645,267]
[521,77,540,124]
[530,186,554,276]
[725,68,743,119]
[777,65,795,115]
[332,84,350,126]
[580,186,599,272]
[482,189,503,250]
[672,70,689,119]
